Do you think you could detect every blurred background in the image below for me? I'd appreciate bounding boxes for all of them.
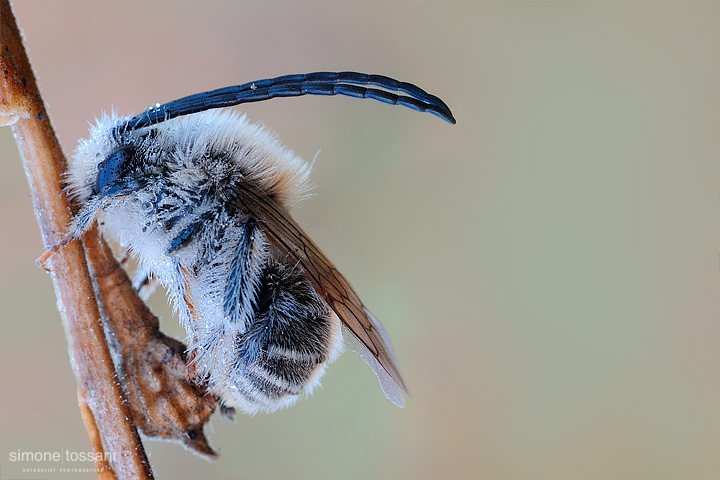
[1,1,718,479]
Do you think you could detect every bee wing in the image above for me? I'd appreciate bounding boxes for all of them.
[238,186,408,406]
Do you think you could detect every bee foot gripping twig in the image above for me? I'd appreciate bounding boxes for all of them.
[36,232,84,272]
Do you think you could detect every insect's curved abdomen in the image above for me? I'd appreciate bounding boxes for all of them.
[226,256,342,413]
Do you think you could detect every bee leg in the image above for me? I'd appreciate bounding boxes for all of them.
[223,218,267,331]
[132,265,158,300]
[175,217,268,392]
[36,225,93,272]
[135,275,158,300]
[40,178,143,271]
[177,265,206,386]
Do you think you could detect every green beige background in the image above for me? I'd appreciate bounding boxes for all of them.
[1,1,717,479]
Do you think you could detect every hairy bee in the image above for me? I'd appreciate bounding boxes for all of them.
[65,72,455,414]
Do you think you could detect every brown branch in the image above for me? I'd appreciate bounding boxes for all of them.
[83,227,218,458]
[0,2,153,479]
[78,390,117,480]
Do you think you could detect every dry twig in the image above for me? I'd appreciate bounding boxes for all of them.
[83,228,217,458]
[0,2,153,478]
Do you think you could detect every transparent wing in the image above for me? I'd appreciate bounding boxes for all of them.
[237,185,408,405]
[341,323,406,408]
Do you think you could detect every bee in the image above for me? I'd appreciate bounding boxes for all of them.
[64,72,455,415]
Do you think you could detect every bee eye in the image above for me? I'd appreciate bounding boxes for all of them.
[93,147,133,196]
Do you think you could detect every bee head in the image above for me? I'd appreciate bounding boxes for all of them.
[92,147,134,197]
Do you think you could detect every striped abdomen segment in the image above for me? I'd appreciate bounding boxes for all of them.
[226,257,342,413]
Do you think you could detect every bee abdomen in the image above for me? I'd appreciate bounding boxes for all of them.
[223,257,342,414]
[232,354,320,406]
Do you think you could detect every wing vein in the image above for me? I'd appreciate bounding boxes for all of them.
[235,185,408,394]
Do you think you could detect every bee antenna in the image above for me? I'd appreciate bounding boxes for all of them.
[120,71,456,131]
